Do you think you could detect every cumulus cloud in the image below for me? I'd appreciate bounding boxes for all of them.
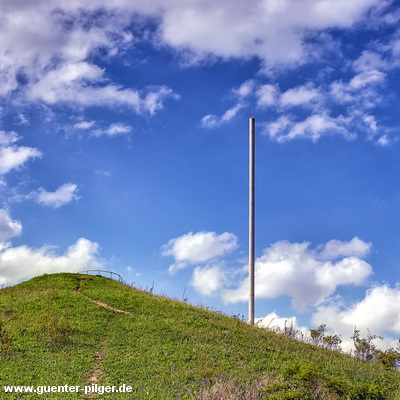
[162,231,238,274]
[36,183,79,208]
[222,238,373,312]
[157,0,382,67]
[0,237,102,286]
[312,284,400,349]
[0,209,22,240]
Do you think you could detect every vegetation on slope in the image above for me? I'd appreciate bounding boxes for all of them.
[1,273,399,399]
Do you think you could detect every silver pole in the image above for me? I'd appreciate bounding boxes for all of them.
[249,116,255,324]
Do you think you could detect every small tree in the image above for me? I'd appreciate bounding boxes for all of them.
[351,327,382,362]
[323,334,342,351]
[310,324,326,347]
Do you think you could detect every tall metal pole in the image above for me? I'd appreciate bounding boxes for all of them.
[249,116,255,325]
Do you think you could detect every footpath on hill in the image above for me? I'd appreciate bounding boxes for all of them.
[77,275,135,398]
[77,276,132,316]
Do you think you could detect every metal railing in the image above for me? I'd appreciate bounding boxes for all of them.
[79,269,125,283]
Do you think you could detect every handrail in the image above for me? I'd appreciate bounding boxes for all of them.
[79,269,125,283]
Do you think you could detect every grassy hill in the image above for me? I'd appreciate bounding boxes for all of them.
[1,273,399,399]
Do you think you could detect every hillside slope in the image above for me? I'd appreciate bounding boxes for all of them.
[0,273,399,399]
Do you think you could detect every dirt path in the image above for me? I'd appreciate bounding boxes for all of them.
[84,339,107,398]
[77,276,133,397]
[77,276,132,315]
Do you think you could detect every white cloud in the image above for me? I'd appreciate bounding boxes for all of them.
[233,80,256,98]
[0,131,20,145]
[17,114,29,126]
[36,183,79,208]
[256,84,278,108]
[318,237,372,260]
[266,113,350,142]
[280,84,322,109]
[190,264,226,296]
[27,62,179,114]
[157,0,382,67]
[376,134,391,146]
[222,238,372,312]
[0,131,41,175]
[0,237,102,286]
[0,209,22,240]
[201,104,244,128]
[349,70,386,89]
[312,284,400,349]
[93,123,133,137]
[0,0,394,143]
[201,80,255,128]
[74,121,133,137]
[0,145,42,175]
[353,50,389,73]
[0,0,390,94]
[200,115,220,129]
[0,5,179,114]
[74,120,96,130]
[162,231,238,274]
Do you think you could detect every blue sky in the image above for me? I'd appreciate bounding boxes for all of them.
[1,0,400,349]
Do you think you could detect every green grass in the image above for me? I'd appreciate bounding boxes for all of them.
[1,273,399,399]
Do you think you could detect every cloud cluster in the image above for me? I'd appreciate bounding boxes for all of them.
[312,284,400,346]
[0,237,102,286]
[156,0,385,68]
[201,43,397,143]
[1,0,397,146]
[0,2,179,114]
[196,4,400,145]
[163,232,373,312]
[1,0,391,108]
[222,238,372,312]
